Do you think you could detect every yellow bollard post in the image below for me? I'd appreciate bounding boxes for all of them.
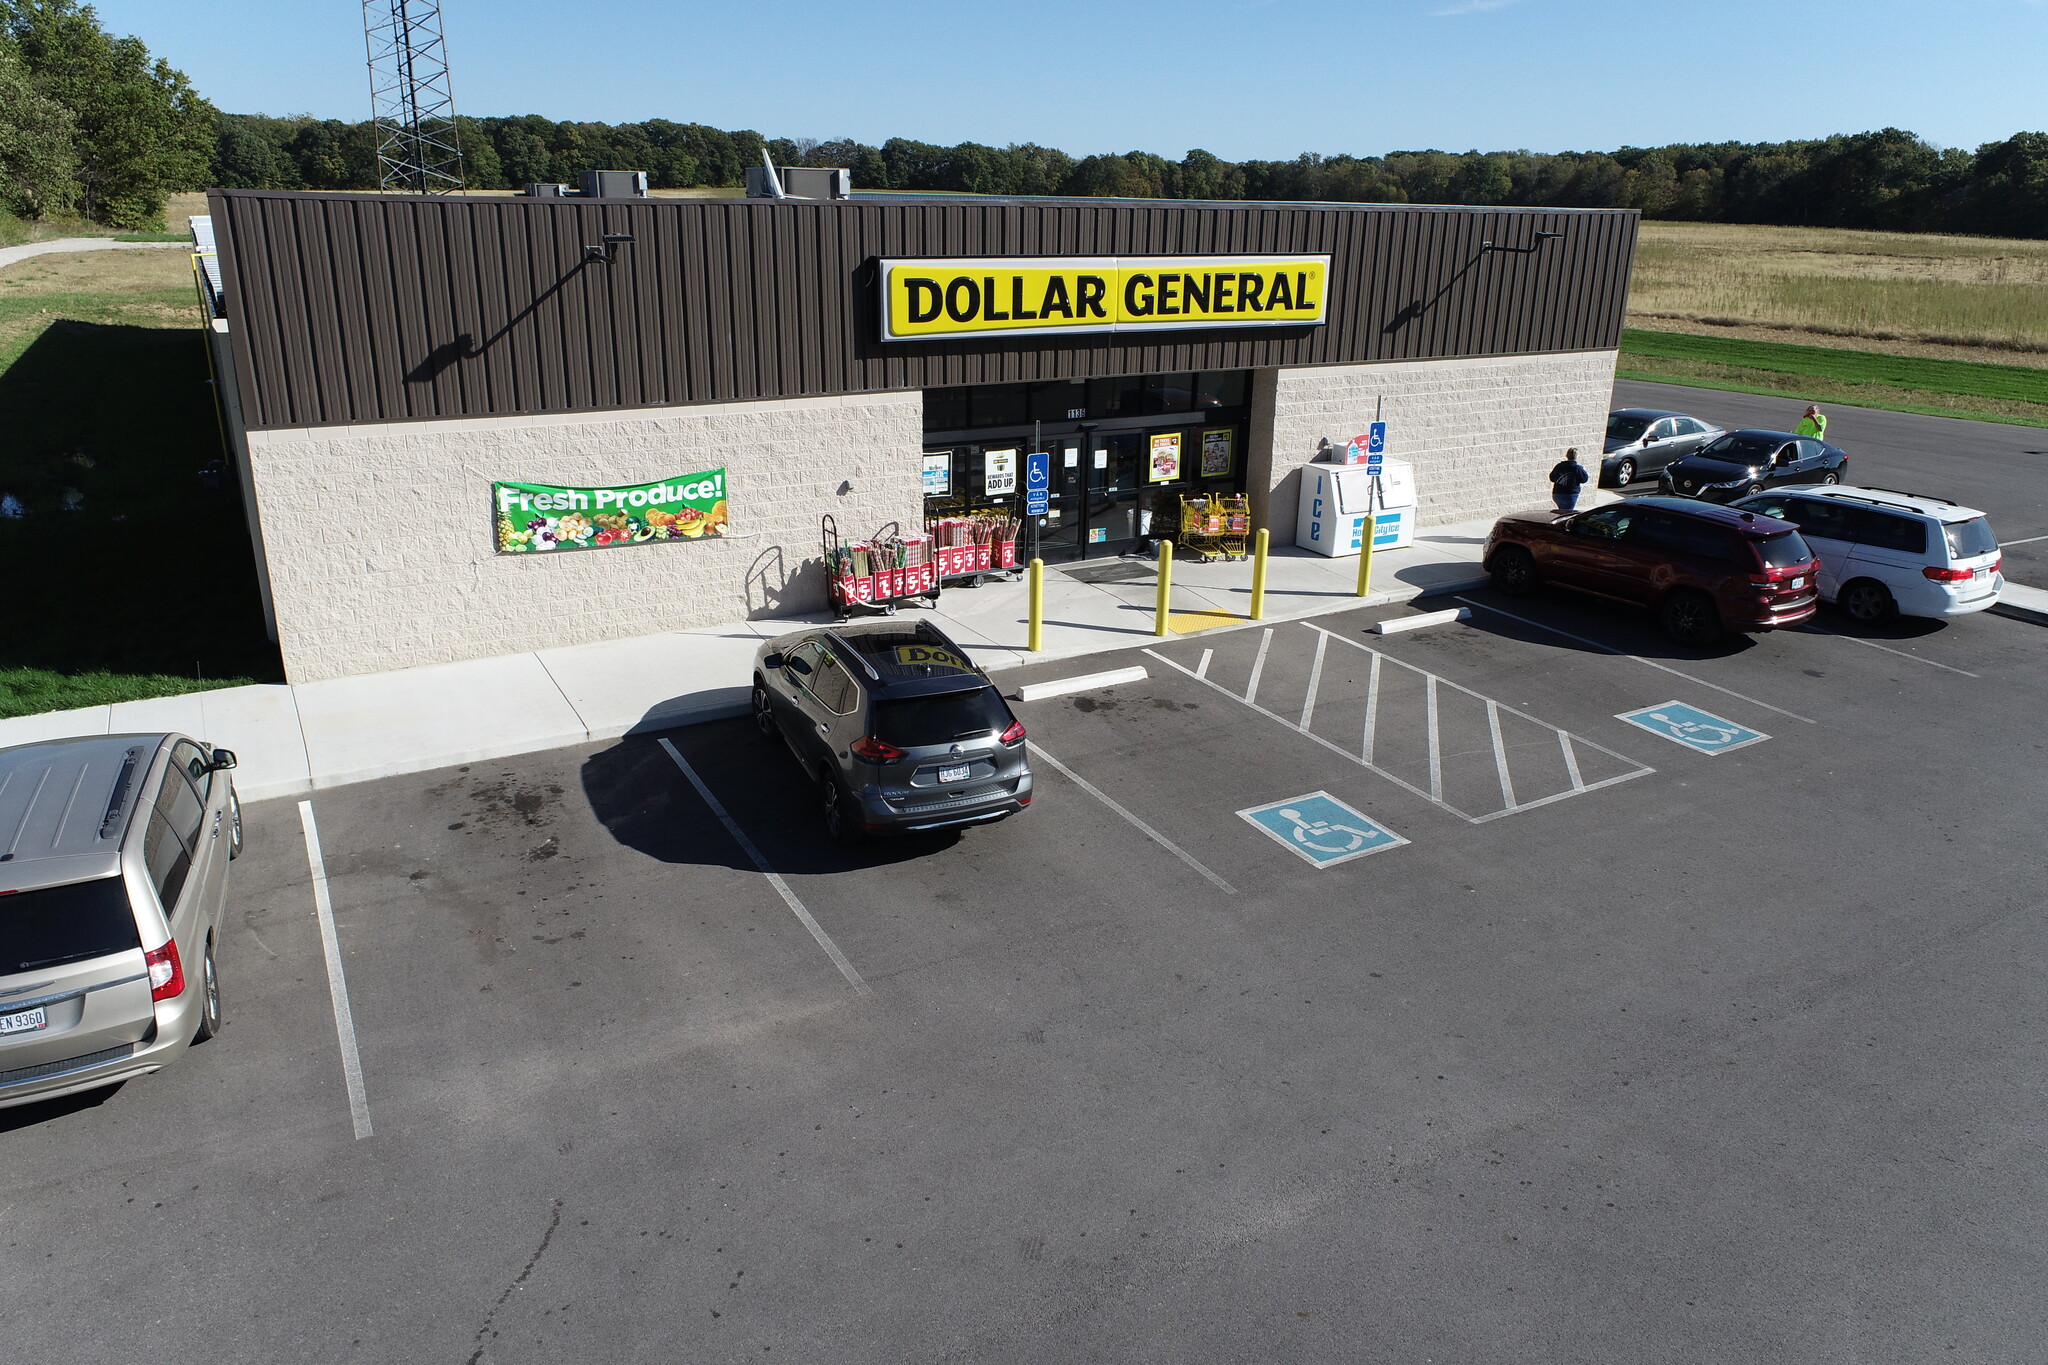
[1154,539,1174,636]
[1355,520,1376,597]
[1027,557,1044,652]
[1249,527,1269,620]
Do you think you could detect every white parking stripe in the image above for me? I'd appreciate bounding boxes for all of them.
[1029,743,1237,895]
[1454,596,1817,723]
[1425,674,1443,802]
[658,739,872,998]
[296,801,373,1141]
[1361,652,1382,765]
[1486,700,1517,810]
[1196,648,1213,679]
[1244,628,1273,703]
[1558,732,1586,791]
[1999,533,2048,546]
[1300,631,1329,729]
[1798,626,1979,678]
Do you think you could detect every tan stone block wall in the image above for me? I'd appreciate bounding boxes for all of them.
[246,393,924,682]
[1252,351,1618,542]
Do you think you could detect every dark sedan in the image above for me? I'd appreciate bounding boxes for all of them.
[1602,408,1724,487]
[1657,429,1849,502]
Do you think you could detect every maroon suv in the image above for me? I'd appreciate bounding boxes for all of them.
[1483,496,1819,643]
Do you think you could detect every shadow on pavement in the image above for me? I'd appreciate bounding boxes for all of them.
[580,713,961,875]
[0,1082,123,1134]
[1437,585,1764,663]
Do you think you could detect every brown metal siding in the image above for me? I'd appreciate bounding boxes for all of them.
[209,190,1638,431]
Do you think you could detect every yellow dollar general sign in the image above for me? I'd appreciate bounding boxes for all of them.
[878,254,1331,341]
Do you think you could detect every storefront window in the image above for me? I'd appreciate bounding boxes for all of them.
[1195,371,1248,409]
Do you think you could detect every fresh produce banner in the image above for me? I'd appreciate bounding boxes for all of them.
[493,470,728,553]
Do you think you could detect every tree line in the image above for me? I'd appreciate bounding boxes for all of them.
[3,1,2044,239]
[212,116,2048,240]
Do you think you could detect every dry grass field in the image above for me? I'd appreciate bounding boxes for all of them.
[1629,222,2048,366]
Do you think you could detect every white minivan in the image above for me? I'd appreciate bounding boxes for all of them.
[1731,486,2003,624]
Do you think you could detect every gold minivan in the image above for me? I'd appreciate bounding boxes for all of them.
[0,733,240,1109]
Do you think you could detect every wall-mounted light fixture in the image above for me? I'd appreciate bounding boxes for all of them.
[584,233,635,265]
[1479,229,1565,255]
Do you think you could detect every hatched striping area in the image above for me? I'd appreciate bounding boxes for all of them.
[1145,621,1653,823]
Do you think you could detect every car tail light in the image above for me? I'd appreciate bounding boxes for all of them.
[850,736,905,762]
[145,941,185,1001]
[999,720,1026,745]
[1017,795,1032,807]
[1923,565,1973,582]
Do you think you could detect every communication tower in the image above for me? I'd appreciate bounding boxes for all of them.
[362,0,466,193]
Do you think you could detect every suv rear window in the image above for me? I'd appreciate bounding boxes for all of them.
[1753,531,1813,569]
[1943,517,1997,559]
[0,878,141,975]
[872,688,1014,747]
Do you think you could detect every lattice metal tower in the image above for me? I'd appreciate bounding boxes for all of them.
[363,0,466,193]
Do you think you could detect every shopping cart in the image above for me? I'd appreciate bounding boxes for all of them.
[823,515,940,620]
[1179,494,1251,562]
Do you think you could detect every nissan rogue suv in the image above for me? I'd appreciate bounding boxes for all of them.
[752,621,1032,843]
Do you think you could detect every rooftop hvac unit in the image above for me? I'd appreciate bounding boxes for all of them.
[745,166,852,199]
[581,169,650,198]
[521,183,572,197]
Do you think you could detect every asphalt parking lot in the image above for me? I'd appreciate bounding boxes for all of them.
[9,551,2047,1361]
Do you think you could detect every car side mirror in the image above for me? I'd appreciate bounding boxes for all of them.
[209,748,237,772]
[761,652,783,670]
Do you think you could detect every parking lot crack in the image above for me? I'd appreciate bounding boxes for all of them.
[464,1198,564,1365]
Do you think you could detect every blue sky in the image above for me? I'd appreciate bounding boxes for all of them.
[103,0,2047,160]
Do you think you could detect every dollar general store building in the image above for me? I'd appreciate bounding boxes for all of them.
[197,188,1636,683]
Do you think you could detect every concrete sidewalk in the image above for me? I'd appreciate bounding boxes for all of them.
[0,509,1555,802]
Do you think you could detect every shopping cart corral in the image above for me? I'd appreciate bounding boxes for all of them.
[823,515,940,620]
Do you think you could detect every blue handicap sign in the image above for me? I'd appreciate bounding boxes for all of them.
[1238,791,1407,869]
[1367,421,1386,455]
[1615,701,1768,755]
[1025,450,1050,516]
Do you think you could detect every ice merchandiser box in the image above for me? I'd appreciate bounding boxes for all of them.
[1370,459,1416,551]
[1296,460,1416,557]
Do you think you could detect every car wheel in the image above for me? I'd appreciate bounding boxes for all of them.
[1661,589,1723,645]
[1612,458,1635,487]
[192,937,222,1044]
[227,788,243,860]
[1490,545,1539,597]
[751,679,776,737]
[1745,482,1764,497]
[1821,467,1842,485]
[820,765,861,846]
[1839,577,1895,626]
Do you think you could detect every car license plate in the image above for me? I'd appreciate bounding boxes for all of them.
[0,1006,48,1035]
[1788,576,1804,589]
[938,763,971,784]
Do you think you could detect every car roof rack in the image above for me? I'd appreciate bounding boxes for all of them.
[1862,486,1954,506]
[817,629,882,681]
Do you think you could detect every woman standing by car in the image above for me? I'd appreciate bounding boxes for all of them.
[1549,448,1590,513]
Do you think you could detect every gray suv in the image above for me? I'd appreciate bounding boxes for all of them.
[0,734,240,1110]
[752,621,1032,843]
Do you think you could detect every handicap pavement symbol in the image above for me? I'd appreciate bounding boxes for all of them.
[1237,791,1408,869]
[1615,700,1768,755]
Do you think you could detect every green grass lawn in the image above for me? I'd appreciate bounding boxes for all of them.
[0,253,281,720]
[1618,329,2048,428]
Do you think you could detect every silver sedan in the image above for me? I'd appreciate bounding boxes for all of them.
[1603,409,1725,487]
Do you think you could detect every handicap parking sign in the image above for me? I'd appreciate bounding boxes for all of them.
[1238,791,1407,869]
[1615,701,1768,755]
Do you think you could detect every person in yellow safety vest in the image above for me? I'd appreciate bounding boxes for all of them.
[1795,404,1828,441]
